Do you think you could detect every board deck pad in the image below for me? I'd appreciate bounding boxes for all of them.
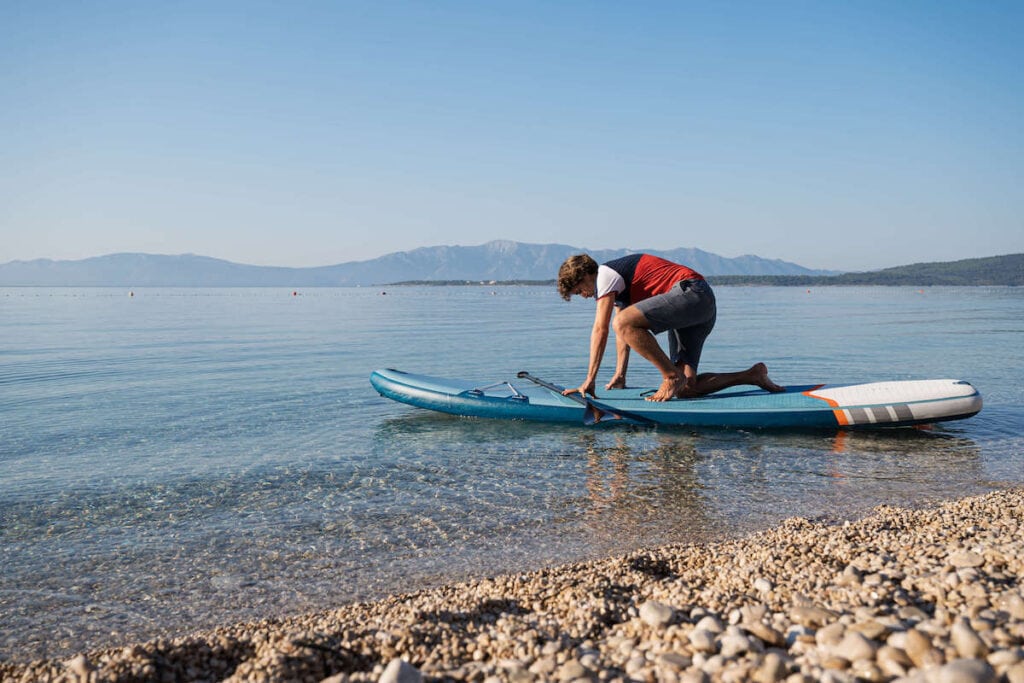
[370,368,982,429]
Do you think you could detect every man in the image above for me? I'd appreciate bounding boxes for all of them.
[557,253,784,402]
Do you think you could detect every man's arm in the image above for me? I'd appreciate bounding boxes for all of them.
[565,295,617,397]
[605,310,630,389]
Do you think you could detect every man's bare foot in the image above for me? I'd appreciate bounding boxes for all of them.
[752,362,785,393]
[605,376,627,390]
[647,375,684,402]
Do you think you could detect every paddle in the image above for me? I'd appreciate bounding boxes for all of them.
[516,371,656,426]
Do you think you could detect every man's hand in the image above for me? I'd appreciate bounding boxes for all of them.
[563,379,597,398]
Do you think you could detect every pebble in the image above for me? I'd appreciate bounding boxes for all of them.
[741,604,768,624]
[63,654,92,679]
[689,628,718,653]
[695,614,725,633]
[743,621,786,647]
[791,605,838,628]
[639,599,674,628]
[988,649,1021,667]
[658,651,691,670]
[949,550,986,569]
[816,622,845,648]
[905,627,944,668]
[719,632,752,658]
[849,620,888,641]
[1007,662,1024,683]
[952,617,990,659]
[624,654,646,675]
[833,630,876,663]
[877,644,913,677]
[998,592,1024,620]
[754,651,787,682]
[529,656,556,675]
[556,659,587,681]
[379,658,422,683]
[2,488,1022,683]
[930,658,996,683]
[850,659,884,682]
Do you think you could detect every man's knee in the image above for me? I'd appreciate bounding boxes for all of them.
[612,313,633,336]
[613,309,648,335]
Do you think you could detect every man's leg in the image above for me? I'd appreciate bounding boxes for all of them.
[680,363,785,397]
[616,294,784,400]
[612,307,683,401]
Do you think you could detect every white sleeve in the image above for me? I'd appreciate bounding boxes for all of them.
[596,265,625,302]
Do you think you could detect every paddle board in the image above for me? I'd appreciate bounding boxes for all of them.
[369,368,982,429]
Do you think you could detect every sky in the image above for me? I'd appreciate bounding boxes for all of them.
[2,1,1022,272]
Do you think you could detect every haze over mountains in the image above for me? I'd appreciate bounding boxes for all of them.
[0,241,830,287]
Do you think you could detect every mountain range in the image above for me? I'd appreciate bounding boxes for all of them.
[0,241,831,287]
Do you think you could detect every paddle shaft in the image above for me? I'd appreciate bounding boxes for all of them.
[515,371,655,425]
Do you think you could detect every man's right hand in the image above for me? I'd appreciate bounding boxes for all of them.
[563,379,597,398]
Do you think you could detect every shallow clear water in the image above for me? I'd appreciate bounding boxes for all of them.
[1,285,1022,661]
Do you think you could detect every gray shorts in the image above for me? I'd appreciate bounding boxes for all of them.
[633,279,717,369]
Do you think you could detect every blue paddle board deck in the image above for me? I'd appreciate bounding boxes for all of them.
[370,368,982,429]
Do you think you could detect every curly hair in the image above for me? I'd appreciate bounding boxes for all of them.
[557,254,598,301]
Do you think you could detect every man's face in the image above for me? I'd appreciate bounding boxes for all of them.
[572,274,596,299]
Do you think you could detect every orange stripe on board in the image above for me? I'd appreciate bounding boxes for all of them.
[804,386,850,426]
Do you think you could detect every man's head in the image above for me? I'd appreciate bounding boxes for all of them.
[557,254,599,301]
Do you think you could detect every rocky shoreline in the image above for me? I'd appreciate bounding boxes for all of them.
[3,487,1022,683]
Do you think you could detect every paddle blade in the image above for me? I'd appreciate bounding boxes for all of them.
[583,401,620,426]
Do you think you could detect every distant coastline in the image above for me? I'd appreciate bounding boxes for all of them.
[390,253,1023,287]
[0,240,828,288]
[1,245,1020,287]
[708,251,1022,286]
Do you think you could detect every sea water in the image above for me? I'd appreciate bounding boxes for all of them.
[1,285,1022,661]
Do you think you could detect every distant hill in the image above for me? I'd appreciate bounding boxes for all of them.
[3,243,1017,287]
[0,241,829,287]
[713,253,1024,286]
[0,253,316,288]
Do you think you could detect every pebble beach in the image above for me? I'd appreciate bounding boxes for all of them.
[3,487,1022,683]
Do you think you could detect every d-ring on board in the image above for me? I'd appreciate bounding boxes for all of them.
[463,381,526,400]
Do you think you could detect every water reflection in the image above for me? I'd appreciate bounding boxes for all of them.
[574,431,710,548]
[372,413,986,552]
